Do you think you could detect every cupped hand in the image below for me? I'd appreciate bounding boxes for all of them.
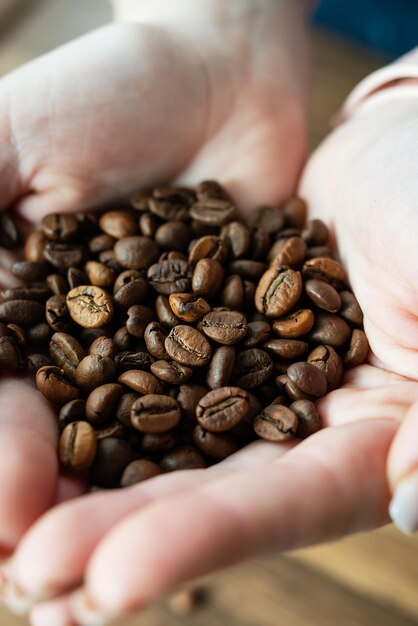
[0,0,309,614]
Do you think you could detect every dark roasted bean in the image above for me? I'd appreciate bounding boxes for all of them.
[290,400,322,438]
[206,346,236,389]
[131,394,181,433]
[272,309,314,338]
[59,422,97,471]
[165,325,212,368]
[307,345,344,390]
[114,236,160,270]
[121,460,163,487]
[287,362,327,397]
[148,259,192,295]
[197,387,250,432]
[201,310,247,345]
[160,446,207,471]
[254,405,298,442]
[234,349,274,389]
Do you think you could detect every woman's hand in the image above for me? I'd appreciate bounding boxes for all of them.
[0,0,309,620]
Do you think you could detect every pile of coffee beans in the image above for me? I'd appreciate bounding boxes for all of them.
[0,182,369,488]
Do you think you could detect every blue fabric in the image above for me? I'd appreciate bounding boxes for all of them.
[313,0,418,57]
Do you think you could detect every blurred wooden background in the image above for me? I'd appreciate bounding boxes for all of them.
[1,1,418,626]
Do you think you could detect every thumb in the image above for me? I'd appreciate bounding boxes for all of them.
[387,400,418,534]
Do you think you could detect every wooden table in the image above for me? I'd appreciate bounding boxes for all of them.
[1,2,417,626]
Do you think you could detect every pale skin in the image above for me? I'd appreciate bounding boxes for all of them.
[0,2,416,625]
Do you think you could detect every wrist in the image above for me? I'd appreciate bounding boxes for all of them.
[113,0,312,23]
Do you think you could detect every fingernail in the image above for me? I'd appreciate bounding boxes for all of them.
[389,471,418,534]
[71,589,110,626]
[0,559,51,615]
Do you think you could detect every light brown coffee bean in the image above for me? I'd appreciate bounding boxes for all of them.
[344,329,369,368]
[290,400,322,438]
[255,268,302,318]
[169,293,211,323]
[253,404,298,442]
[75,355,116,390]
[36,366,80,405]
[268,236,307,268]
[305,279,341,313]
[192,259,225,299]
[118,370,164,395]
[84,261,115,288]
[263,338,308,359]
[151,360,193,385]
[272,309,314,338]
[201,310,247,345]
[67,286,114,329]
[303,257,347,286]
[188,236,228,265]
[131,395,181,433]
[86,383,124,425]
[99,211,138,239]
[49,332,85,380]
[307,345,344,390]
[59,422,97,471]
[165,326,212,368]
[197,387,250,432]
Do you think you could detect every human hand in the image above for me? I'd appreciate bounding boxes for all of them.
[0,0,310,619]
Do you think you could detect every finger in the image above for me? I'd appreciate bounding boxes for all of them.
[317,365,418,427]
[387,401,418,534]
[69,419,395,624]
[0,377,58,553]
[8,440,291,607]
[55,473,86,506]
[30,595,75,626]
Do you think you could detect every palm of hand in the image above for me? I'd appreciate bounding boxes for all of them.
[0,20,414,626]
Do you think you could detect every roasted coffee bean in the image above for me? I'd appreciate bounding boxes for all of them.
[241,321,270,347]
[287,362,327,397]
[1,287,51,303]
[290,400,322,438]
[268,236,307,268]
[141,431,180,453]
[119,369,164,395]
[206,346,236,389]
[192,259,225,299]
[75,355,116,391]
[116,392,139,428]
[99,211,138,239]
[159,251,187,262]
[89,233,116,255]
[196,180,229,202]
[113,269,142,292]
[165,326,211,368]
[190,198,236,227]
[263,338,308,359]
[89,336,117,359]
[36,366,80,405]
[131,190,151,212]
[113,326,132,352]
[46,295,72,333]
[144,322,169,359]
[148,259,192,295]
[160,446,207,471]
[220,275,244,310]
[155,221,192,251]
[98,249,123,272]
[249,205,285,234]
[6,324,26,346]
[84,261,115,288]
[131,394,181,433]
[86,383,124,425]
[283,197,307,230]
[339,291,363,326]
[250,228,270,261]
[149,187,194,221]
[59,422,97,472]
[229,259,267,282]
[243,281,257,312]
[76,213,98,240]
[201,310,247,345]
[307,345,344,390]
[90,438,134,488]
[59,399,86,428]
[114,278,149,311]
[0,213,20,248]
[79,328,110,348]
[255,268,302,318]
[197,387,250,432]
[139,212,159,238]
[43,243,84,269]
[253,405,298,442]
[114,236,160,270]
[272,309,314,338]
[310,313,351,347]
[42,214,78,241]
[302,219,329,246]
[177,384,207,421]
[96,421,127,440]
[114,351,153,373]
[47,274,69,296]
[28,353,52,372]
[155,295,180,328]
[12,261,50,281]
[234,349,274,389]
[121,459,163,487]
[0,300,44,327]
[193,426,238,459]
[305,279,341,313]
[169,293,211,323]
[27,323,51,346]
[68,268,92,289]
[151,360,193,385]
[126,305,155,339]
[344,329,369,368]
[188,235,228,265]
[49,332,85,380]
[24,231,47,262]
[277,374,313,402]
[220,221,251,258]
[67,286,114,329]
[306,246,332,260]
[0,336,27,371]
[303,257,347,286]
